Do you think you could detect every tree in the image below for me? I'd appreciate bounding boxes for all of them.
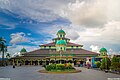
[0,37,7,66]
[100,57,111,70]
[110,56,120,72]
[6,53,11,59]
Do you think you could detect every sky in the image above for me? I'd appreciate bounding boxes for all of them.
[0,0,120,57]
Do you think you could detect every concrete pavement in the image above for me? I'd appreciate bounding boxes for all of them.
[0,66,120,80]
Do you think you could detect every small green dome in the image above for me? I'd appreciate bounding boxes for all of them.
[100,47,107,52]
[57,29,66,35]
[20,48,27,53]
[56,40,67,45]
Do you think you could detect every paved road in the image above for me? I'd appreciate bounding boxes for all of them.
[0,66,120,80]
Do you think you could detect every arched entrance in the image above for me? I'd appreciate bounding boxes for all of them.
[25,60,30,65]
[68,60,72,64]
[46,60,49,65]
[50,60,55,64]
[39,60,43,65]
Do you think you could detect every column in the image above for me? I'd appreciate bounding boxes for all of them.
[38,60,39,65]
[23,60,25,65]
[16,60,18,66]
[31,60,32,65]
[13,59,15,65]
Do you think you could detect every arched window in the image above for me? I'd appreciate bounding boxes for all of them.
[44,46,46,49]
[60,34,62,37]
[49,46,51,49]
[61,47,62,50]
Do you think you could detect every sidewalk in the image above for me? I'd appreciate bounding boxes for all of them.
[91,67,120,75]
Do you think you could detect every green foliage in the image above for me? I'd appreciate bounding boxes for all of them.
[45,63,75,71]
[100,58,111,70]
[111,56,119,62]
[110,56,120,72]
[56,64,65,70]
[95,61,101,68]
[0,37,7,66]
[45,64,56,71]
[65,63,75,70]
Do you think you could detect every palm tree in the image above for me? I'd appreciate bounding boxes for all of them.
[0,37,7,66]
[6,53,11,59]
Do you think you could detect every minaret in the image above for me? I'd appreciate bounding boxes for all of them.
[52,29,70,43]
[57,29,66,39]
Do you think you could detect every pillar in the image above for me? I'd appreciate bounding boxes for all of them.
[13,59,15,65]
[16,60,18,66]
[38,60,39,65]
[31,60,32,65]
[23,60,25,65]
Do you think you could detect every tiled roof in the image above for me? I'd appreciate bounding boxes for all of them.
[24,48,99,55]
[67,42,83,46]
[24,49,49,54]
[70,49,99,54]
[40,42,55,46]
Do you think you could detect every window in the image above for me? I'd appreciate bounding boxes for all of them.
[49,46,51,49]
[76,46,78,48]
[60,34,62,37]
[61,47,62,50]
[44,46,46,48]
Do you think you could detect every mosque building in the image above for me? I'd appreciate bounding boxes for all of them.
[12,29,99,66]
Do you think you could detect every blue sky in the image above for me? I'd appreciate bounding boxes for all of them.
[0,0,120,56]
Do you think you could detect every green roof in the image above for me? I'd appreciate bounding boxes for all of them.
[56,40,67,45]
[20,48,27,53]
[100,47,107,52]
[57,29,66,35]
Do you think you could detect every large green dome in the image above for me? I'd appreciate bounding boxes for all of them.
[57,29,66,35]
[20,48,27,53]
[56,40,67,45]
[100,47,107,52]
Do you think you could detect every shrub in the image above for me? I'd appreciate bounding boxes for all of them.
[110,56,120,72]
[56,64,65,70]
[45,64,56,71]
[45,63,76,71]
[100,57,111,70]
[95,61,101,68]
[65,63,75,70]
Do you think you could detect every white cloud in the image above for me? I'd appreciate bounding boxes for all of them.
[0,0,120,53]
[90,45,100,53]
[10,32,30,44]
[31,41,42,45]
[0,0,63,22]
[7,45,39,55]
[60,0,120,27]
[27,33,31,36]
[0,23,16,29]
[1,0,120,27]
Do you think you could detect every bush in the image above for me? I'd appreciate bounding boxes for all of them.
[95,61,101,68]
[110,56,120,72]
[45,63,76,71]
[45,64,56,71]
[56,64,65,70]
[100,57,111,70]
[65,63,75,70]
